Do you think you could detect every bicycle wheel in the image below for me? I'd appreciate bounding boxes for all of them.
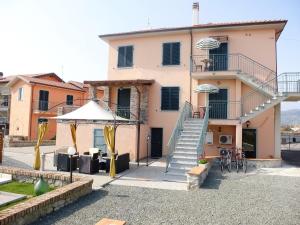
[243,158,247,173]
[220,159,224,173]
[227,157,231,173]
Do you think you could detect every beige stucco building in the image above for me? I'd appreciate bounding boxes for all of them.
[56,3,300,173]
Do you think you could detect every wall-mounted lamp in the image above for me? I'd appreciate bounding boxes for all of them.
[246,120,251,128]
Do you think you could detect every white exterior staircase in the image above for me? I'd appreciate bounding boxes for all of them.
[166,118,204,179]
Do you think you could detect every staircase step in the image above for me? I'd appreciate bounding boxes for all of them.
[173,151,198,157]
[173,154,198,160]
[176,142,197,147]
[172,158,197,164]
[164,173,187,182]
[175,146,197,150]
[169,163,196,171]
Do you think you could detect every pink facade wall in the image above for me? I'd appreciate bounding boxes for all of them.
[55,25,279,160]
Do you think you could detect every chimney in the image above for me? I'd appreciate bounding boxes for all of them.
[192,2,199,26]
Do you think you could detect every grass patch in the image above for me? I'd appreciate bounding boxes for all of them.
[0,181,35,196]
[0,181,54,211]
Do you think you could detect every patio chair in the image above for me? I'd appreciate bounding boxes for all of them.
[105,153,130,174]
[78,153,100,174]
[57,153,78,172]
[53,147,68,167]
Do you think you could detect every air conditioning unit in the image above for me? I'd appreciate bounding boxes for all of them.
[219,135,232,145]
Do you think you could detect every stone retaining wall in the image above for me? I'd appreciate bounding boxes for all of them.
[9,140,56,147]
[0,166,93,225]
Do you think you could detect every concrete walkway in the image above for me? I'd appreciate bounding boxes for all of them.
[111,159,188,191]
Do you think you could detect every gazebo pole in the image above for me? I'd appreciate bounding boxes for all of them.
[135,86,141,167]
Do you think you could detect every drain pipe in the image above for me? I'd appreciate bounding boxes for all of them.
[189,29,193,104]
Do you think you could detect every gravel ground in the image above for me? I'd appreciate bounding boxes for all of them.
[31,166,300,225]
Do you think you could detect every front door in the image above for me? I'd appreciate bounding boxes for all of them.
[242,129,257,158]
[209,42,228,71]
[209,89,228,119]
[117,88,131,119]
[151,128,163,158]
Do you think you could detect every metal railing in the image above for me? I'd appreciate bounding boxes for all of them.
[208,101,241,120]
[241,72,300,116]
[116,106,131,119]
[192,53,277,93]
[166,101,193,171]
[196,106,209,159]
[32,100,83,113]
[278,72,300,93]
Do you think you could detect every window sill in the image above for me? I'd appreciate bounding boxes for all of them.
[115,66,134,70]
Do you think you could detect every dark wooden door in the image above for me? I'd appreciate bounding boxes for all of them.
[242,129,257,158]
[151,128,163,158]
[117,88,131,119]
[209,43,228,71]
[209,89,228,119]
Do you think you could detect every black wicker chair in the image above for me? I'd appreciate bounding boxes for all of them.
[106,153,130,174]
[78,153,100,174]
[57,153,78,172]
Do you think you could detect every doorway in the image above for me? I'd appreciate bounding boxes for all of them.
[38,90,49,111]
[117,88,131,119]
[242,129,257,158]
[151,128,163,158]
[209,42,228,71]
[209,89,228,119]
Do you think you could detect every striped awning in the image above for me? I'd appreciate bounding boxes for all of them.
[196,38,220,50]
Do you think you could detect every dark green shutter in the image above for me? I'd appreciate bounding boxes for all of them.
[172,43,180,65]
[118,47,125,67]
[126,46,133,67]
[170,87,179,110]
[163,43,171,65]
[161,87,179,110]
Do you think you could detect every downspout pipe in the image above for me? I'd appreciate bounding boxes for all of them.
[189,29,193,104]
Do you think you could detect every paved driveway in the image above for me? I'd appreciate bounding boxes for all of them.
[30,165,300,225]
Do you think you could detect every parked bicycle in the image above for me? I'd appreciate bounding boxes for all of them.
[218,147,232,173]
[232,147,247,173]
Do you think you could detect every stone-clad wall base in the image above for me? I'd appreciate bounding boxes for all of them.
[187,160,213,191]
[0,166,93,225]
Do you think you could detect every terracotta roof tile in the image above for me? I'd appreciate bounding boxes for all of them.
[20,76,84,91]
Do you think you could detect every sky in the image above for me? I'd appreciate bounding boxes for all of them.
[0,0,299,110]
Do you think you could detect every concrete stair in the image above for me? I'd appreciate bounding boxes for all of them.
[240,94,287,123]
[166,119,203,179]
[237,72,275,97]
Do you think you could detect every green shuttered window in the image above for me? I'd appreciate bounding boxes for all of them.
[118,45,133,68]
[161,87,179,110]
[162,42,180,65]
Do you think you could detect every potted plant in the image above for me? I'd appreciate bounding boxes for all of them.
[198,154,208,169]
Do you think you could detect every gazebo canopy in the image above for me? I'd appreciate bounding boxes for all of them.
[52,100,129,122]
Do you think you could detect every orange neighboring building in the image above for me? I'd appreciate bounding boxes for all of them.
[7,73,103,141]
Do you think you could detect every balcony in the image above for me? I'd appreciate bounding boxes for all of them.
[191,54,276,83]
[195,101,241,125]
[116,106,131,119]
[32,100,82,115]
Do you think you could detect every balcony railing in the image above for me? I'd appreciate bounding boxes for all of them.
[116,106,131,119]
[32,100,82,114]
[278,72,300,93]
[208,101,241,120]
[192,53,277,92]
[0,99,9,111]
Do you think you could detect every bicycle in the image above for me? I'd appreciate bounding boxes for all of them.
[218,147,232,173]
[232,147,247,173]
